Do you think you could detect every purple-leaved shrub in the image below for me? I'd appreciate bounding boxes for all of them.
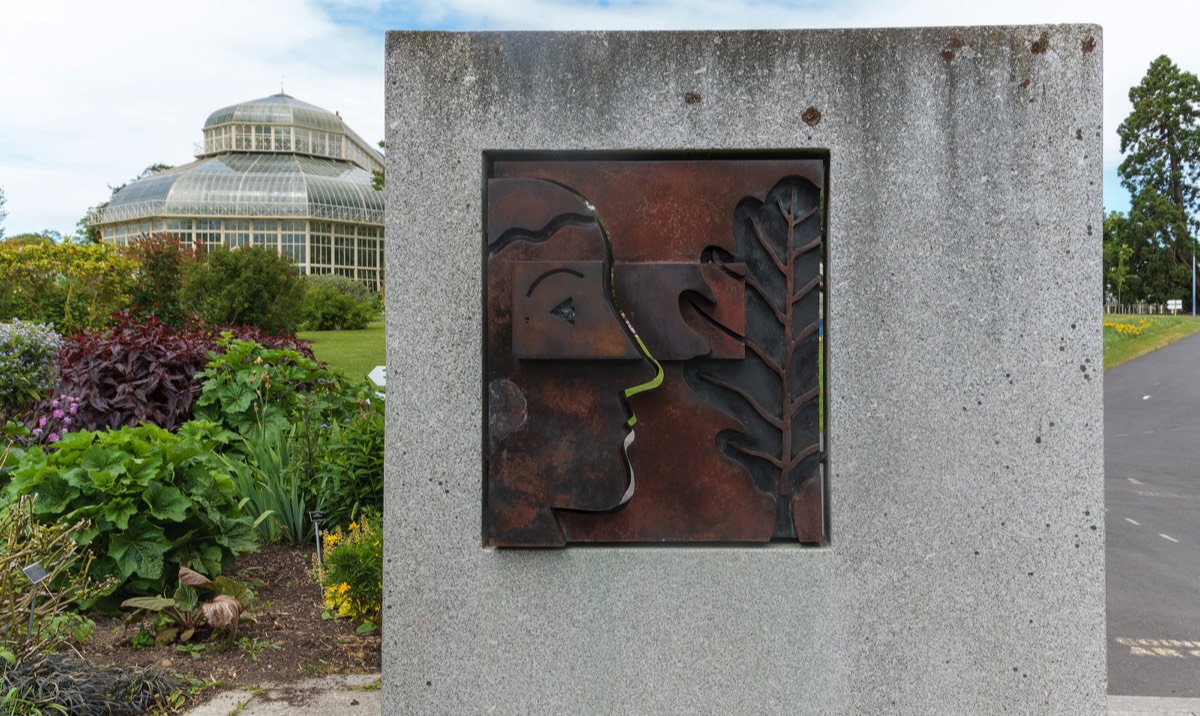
[52,315,316,432]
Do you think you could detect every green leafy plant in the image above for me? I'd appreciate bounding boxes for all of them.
[0,320,60,425]
[1,421,28,486]
[302,273,374,305]
[122,566,255,646]
[194,338,337,437]
[127,627,155,649]
[194,337,369,444]
[52,319,315,435]
[5,424,257,605]
[0,242,136,334]
[223,423,313,545]
[297,286,374,331]
[236,636,281,663]
[312,513,382,631]
[175,643,207,660]
[308,399,384,528]
[181,245,305,333]
[119,233,202,329]
[0,496,113,661]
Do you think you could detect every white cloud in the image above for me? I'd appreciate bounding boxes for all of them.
[1,0,1196,233]
[0,0,383,235]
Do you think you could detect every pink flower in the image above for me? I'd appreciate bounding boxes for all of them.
[31,428,42,437]
[50,399,59,409]
[47,433,60,443]
[52,409,64,419]
[62,417,72,427]
[69,404,78,415]
[37,416,47,428]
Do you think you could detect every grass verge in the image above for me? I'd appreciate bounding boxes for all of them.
[298,318,385,382]
[1103,314,1200,369]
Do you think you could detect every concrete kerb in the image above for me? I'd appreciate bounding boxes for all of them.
[1107,695,1200,716]
[183,673,381,716]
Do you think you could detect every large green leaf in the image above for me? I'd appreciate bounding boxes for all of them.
[172,584,199,612]
[31,479,80,515]
[121,596,176,611]
[81,446,129,479]
[127,454,166,488]
[197,545,225,576]
[72,521,102,546]
[49,430,96,452]
[100,497,138,530]
[214,517,258,556]
[143,482,191,522]
[224,384,256,413]
[5,454,49,500]
[108,518,170,580]
[210,576,255,609]
[61,466,93,491]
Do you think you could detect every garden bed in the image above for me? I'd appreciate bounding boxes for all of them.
[77,543,380,706]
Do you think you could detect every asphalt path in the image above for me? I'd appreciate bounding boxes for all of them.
[1106,330,1200,697]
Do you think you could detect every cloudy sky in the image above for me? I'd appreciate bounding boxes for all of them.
[1,0,1196,236]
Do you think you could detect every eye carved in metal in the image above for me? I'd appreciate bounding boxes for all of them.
[485,159,826,547]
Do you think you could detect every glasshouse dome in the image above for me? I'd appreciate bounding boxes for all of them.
[98,93,385,289]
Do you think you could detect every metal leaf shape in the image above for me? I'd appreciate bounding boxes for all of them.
[686,176,824,540]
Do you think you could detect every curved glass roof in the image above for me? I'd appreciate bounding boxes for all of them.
[204,93,345,133]
[99,154,382,226]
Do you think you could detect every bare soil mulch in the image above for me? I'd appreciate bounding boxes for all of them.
[76,543,381,701]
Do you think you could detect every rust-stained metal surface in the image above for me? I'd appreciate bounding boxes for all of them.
[485,158,826,546]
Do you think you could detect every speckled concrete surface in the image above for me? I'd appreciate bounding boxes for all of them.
[384,27,1104,715]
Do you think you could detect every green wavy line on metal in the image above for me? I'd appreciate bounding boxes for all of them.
[615,312,663,428]
[589,207,664,430]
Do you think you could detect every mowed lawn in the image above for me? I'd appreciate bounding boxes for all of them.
[296,314,1198,386]
[1103,314,1200,369]
[299,318,385,382]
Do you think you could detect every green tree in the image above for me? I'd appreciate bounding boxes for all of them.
[74,205,105,244]
[182,246,305,333]
[1117,55,1200,301]
[371,140,385,191]
[1104,196,1192,305]
[0,242,136,333]
[2,230,60,246]
[1103,213,1134,305]
[120,233,202,328]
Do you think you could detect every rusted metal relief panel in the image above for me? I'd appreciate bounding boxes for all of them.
[485,158,826,546]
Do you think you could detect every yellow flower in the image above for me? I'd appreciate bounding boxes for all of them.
[348,521,358,532]
[338,582,350,595]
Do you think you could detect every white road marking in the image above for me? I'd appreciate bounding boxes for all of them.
[1142,430,1156,434]
[1143,395,1151,400]
[1125,518,1140,525]
[1135,490,1200,501]
[1128,478,1143,485]
[1160,534,1179,543]
[1115,433,1130,437]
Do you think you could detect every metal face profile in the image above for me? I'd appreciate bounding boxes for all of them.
[484,157,827,547]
